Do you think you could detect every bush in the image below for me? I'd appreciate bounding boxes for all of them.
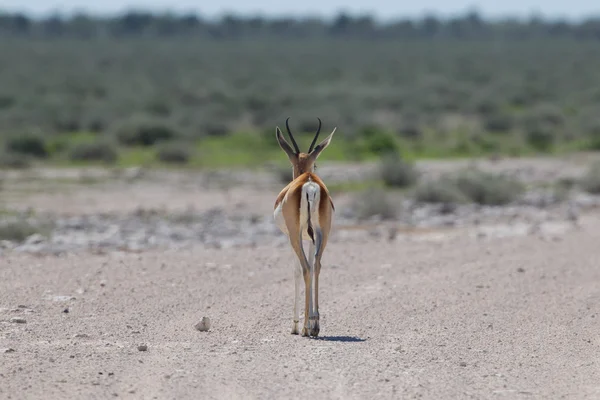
[156,142,192,164]
[484,111,514,133]
[520,104,563,151]
[379,153,418,188]
[580,161,600,194]
[0,219,42,242]
[360,127,398,155]
[350,188,399,220]
[530,103,565,127]
[0,151,31,169]
[451,169,525,205]
[396,120,423,139]
[114,116,180,146]
[68,140,118,163]
[525,124,556,152]
[201,121,230,137]
[413,179,468,204]
[4,133,48,158]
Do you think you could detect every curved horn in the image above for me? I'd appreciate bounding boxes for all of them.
[308,117,322,153]
[285,117,300,154]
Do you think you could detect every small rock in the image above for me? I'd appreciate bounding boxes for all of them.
[10,317,26,324]
[137,344,148,352]
[63,308,69,313]
[459,362,467,367]
[517,267,525,273]
[194,317,211,332]
[73,333,89,339]
[2,348,15,353]
[0,240,14,249]
[25,233,46,245]
[51,295,76,302]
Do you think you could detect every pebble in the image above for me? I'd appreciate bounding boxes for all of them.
[137,344,148,352]
[10,317,26,324]
[2,348,16,353]
[195,317,211,332]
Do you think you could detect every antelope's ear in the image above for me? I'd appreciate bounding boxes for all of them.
[276,127,297,160]
[308,127,336,160]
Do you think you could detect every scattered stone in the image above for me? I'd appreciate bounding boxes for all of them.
[63,308,69,313]
[50,295,76,302]
[517,267,525,273]
[137,344,148,352]
[459,362,467,367]
[0,240,14,249]
[0,185,598,255]
[73,333,89,339]
[10,317,26,324]
[25,233,45,245]
[2,348,15,353]
[194,317,211,332]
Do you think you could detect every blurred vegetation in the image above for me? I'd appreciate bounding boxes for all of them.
[350,188,399,220]
[379,153,419,188]
[1,11,600,167]
[580,161,600,194]
[415,169,525,205]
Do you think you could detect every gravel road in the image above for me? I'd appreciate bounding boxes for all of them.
[1,212,599,399]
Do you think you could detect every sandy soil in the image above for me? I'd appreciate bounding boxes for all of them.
[2,210,600,399]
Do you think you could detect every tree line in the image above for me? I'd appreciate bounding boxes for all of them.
[1,10,600,40]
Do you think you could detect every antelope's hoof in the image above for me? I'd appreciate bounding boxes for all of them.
[301,327,310,337]
[309,316,320,337]
[291,321,300,335]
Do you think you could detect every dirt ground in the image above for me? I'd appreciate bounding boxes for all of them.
[2,213,600,399]
[2,157,600,399]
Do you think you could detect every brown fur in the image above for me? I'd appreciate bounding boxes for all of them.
[274,172,334,211]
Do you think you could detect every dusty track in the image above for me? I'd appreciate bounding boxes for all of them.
[2,212,599,399]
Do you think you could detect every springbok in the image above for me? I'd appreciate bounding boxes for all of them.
[273,117,336,337]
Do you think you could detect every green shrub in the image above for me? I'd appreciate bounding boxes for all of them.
[580,161,600,194]
[350,188,399,220]
[114,116,180,146]
[68,140,118,163]
[530,103,565,127]
[201,121,230,137]
[379,152,418,188]
[484,111,514,133]
[396,120,423,139]
[413,179,468,204]
[156,142,192,164]
[0,219,42,242]
[525,125,556,152]
[451,169,525,205]
[0,151,32,169]
[4,133,48,158]
[360,126,398,155]
[520,104,563,151]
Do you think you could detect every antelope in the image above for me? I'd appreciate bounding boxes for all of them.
[273,117,336,337]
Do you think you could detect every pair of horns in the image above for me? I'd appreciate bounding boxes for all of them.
[284,117,322,154]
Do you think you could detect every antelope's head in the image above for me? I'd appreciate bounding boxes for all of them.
[276,117,336,180]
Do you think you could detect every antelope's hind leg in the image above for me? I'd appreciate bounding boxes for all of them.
[306,239,320,337]
[291,253,302,335]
